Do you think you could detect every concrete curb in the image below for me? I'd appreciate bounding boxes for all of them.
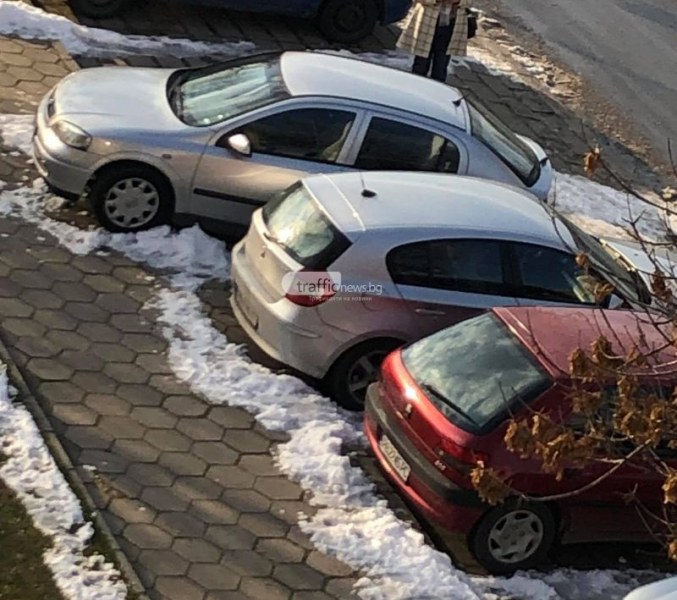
[0,330,150,600]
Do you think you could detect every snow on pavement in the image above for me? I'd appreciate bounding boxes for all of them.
[0,0,253,57]
[0,362,127,600]
[0,114,661,599]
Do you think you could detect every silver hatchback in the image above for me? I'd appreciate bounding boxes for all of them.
[230,171,651,410]
[33,51,552,236]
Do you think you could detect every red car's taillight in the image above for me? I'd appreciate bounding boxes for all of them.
[435,438,488,477]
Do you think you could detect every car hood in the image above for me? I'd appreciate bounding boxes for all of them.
[53,67,184,131]
[600,238,677,280]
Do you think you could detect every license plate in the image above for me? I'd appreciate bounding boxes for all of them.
[235,285,257,328]
[379,434,411,482]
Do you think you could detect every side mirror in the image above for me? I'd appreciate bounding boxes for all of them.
[226,133,252,157]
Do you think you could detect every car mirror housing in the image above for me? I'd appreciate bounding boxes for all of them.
[227,133,252,158]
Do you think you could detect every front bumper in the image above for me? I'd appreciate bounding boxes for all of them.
[365,384,485,537]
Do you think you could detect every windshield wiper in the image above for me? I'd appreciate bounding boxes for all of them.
[420,383,479,426]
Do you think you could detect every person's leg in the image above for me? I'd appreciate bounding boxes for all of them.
[412,54,431,76]
[430,21,454,82]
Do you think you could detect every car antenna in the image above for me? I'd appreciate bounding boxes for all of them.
[452,93,464,107]
[360,173,376,198]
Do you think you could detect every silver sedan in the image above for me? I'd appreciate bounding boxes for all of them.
[32,51,553,235]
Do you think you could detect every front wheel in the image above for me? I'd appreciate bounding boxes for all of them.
[324,339,401,411]
[89,165,174,233]
[317,0,379,44]
[469,501,556,574]
[69,0,129,18]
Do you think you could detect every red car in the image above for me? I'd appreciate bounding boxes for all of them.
[365,306,677,574]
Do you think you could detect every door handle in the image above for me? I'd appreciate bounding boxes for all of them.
[415,308,446,316]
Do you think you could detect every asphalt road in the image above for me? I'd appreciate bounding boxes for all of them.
[491,0,677,164]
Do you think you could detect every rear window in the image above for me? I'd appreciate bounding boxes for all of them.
[466,95,540,187]
[402,313,551,433]
[262,183,350,269]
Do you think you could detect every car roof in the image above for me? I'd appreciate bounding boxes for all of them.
[304,171,573,248]
[495,306,677,381]
[279,51,467,131]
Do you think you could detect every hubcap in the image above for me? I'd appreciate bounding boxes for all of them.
[346,349,390,405]
[104,177,160,229]
[335,2,367,32]
[487,510,544,564]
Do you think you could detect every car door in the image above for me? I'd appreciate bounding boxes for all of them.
[506,242,599,307]
[347,113,468,174]
[191,105,362,228]
[386,239,520,338]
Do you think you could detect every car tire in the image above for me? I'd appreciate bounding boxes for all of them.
[469,500,556,574]
[324,339,402,412]
[89,164,174,233]
[69,0,129,18]
[317,0,379,44]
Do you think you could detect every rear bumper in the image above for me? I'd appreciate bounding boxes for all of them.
[365,384,485,537]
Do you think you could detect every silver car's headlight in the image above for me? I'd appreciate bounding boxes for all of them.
[51,120,92,150]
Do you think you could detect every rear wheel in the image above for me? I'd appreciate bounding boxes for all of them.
[317,0,379,44]
[325,339,401,411]
[69,0,129,18]
[469,500,556,574]
[89,164,174,233]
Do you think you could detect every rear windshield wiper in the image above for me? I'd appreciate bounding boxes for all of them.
[420,382,479,426]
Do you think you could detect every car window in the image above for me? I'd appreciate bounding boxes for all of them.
[354,117,460,173]
[262,183,350,269]
[510,243,597,304]
[387,240,509,295]
[236,108,356,163]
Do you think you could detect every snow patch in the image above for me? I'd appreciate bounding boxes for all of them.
[0,113,34,155]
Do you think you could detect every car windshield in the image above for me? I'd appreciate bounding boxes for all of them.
[466,95,540,186]
[168,56,288,126]
[402,313,551,433]
[557,215,650,305]
[262,184,350,269]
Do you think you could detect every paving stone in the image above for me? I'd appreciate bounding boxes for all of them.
[85,393,132,416]
[180,443,231,468]
[65,425,114,450]
[205,592,250,600]
[221,490,271,514]
[108,474,144,499]
[34,308,79,330]
[175,476,223,501]
[20,289,64,309]
[238,513,289,539]
[122,333,166,353]
[240,577,291,600]
[104,362,150,384]
[150,374,191,395]
[26,358,73,381]
[64,301,110,323]
[271,501,315,526]
[206,466,254,489]
[208,406,254,429]
[52,403,98,427]
[0,297,33,317]
[164,395,209,417]
[84,273,125,293]
[0,279,23,298]
[109,498,156,524]
[113,265,153,284]
[173,538,222,564]
[292,591,334,600]
[191,500,239,526]
[188,563,240,591]
[72,371,118,394]
[159,452,207,476]
[223,430,271,454]
[287,526,315,551]
[39,380,86,405]
[125,524,173,550]
[305,552,353,578]
[142,487,190,512]
[206,525,257,551]
[61,350,104,371]
[138,549,190,577]
[177,418,223,441]
[111,313,154,333]
[46,329,90,351]
[132,407,178,429]
[102,511,126,536]
[156,512,207,538]
[3,317,47,338]
[15,336,61,358]
[324,578,356,598]
[155,576,206,600]
[256,539,306,564]
[10,269,51,289]
[254,478,303,502]
[273,564,324,591]
[91,341,135,362]
[128,463,176,487]
[238,455,279,477]
[135,353,173,374]
[79,323,124,343]
[146,429,192,452]
[96,292,142,313]
[99,415,147,440]
[118,384,163,406]
[113,439,161,463]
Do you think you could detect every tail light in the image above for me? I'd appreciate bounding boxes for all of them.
[435,438,488,478]
[285,290,335,307]
[284,268,337,307]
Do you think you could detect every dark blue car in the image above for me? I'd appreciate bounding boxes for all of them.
[69,0,411,43]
